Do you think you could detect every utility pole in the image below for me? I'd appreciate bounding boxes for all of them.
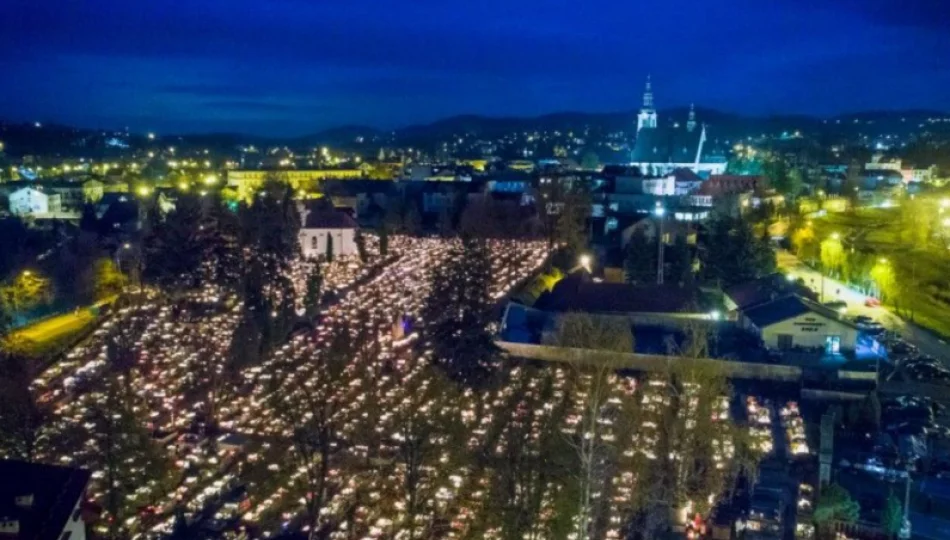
[655,204,665,285]
[900,465,912,539]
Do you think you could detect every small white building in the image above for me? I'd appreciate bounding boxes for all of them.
[740,295,860,354]
[298,204,359,259]
[8,187,53,216]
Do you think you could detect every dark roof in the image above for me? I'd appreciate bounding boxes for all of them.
[631,123,704,164]
[670,167,702,183]
[302,208,358,229]
[743,295,856,329]
[536,275,699,314]
[0,460,90,540]
[601,165,643,178]
[725,274,816,310]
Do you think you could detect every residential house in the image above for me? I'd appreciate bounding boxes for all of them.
[298,203,359,258]
[0,460,91,540]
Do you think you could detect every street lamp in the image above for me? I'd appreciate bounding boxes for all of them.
[654,204,666,285]
[579,254,592,272]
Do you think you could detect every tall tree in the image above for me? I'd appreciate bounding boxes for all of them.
[379,225,390,257]
[390,368,462,539]
[354,229,368,263]
[420,236,497,385]
[701,215,775,287]
[624,230,656,285]
[814,483,860,525]
[238,177,301,279]
[0,355,50,462]
[89,340,174,539]
[403,200,423,235]
[271,323,353,539]
[143,194,205,292]
[820,235,846,278]
[303,263,323,319]
[580,151,600,171]
[665,235,693,287]
[553,314,633,538]
[881,493,903,536]
[842,161,861,211]
[537,180,590,253]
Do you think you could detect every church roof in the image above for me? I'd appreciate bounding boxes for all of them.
[631,121,705,164]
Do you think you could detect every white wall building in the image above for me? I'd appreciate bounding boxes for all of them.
[740,295,860,354]
[8,187,52,216]
[298,204,359,259]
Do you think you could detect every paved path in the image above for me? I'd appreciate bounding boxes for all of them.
[777,250,950,363]
[10,297,115,350]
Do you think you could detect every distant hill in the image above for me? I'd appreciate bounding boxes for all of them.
[393,108,950,147]
[2,108,948,157]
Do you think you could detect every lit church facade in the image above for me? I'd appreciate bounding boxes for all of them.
[630,77,727,177]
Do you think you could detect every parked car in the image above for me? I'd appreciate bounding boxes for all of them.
[824,301,848,313]
[865,297,881,307]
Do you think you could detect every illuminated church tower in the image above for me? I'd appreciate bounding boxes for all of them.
[636,75,658,132]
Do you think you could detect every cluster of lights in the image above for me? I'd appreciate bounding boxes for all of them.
[780,402,809,456]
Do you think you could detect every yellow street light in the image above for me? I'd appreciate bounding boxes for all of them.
[579,254,592,272]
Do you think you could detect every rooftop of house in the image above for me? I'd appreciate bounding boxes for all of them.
[299,203,359,229]
[724,273,817,310]
[535,274,700,314]
[742,294,857,329]
[0,460,90,540]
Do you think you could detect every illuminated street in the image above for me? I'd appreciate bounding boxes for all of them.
[778,249,950,363]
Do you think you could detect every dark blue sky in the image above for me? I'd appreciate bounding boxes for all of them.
[1,0,948,136]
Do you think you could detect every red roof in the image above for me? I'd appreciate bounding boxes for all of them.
[698,175,764,196]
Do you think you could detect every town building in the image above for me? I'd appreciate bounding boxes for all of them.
[723,274,816,312]
[298,203,359,259]
[630,77,727,177]
[0,460,91,540]
[227,169,364,200]
[738,294,862,354]
[501,273,711,352]
[8,186,53,216]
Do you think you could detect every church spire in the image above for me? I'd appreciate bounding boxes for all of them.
[643,75,654,110]
[637,75,658,133]
[687,103,697,132]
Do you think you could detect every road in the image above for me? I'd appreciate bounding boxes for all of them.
[10,297,115,351]
[13,310,94,343]
[776,250,950,363]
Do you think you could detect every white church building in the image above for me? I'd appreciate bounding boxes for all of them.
[629,76,727,177]
[297,202,359,259]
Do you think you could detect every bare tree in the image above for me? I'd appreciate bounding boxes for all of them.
[553,313,633,539]
[389,368,462,540]
[0,355,50,462]
[270,322,354,539]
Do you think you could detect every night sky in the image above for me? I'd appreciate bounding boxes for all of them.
[2,0,948,136]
